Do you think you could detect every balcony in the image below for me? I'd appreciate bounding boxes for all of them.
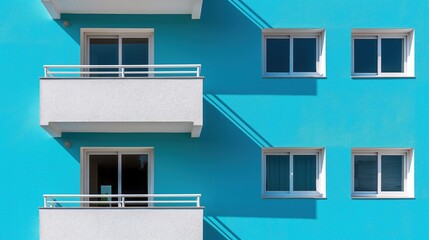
[39,194,203,240]
[40,65,203,138]
[42,0,203,19]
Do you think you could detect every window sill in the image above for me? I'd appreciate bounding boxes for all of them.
[351,75,415,79]
[263,75,326,79]
[351,195,415,199]
[262,194,326,199]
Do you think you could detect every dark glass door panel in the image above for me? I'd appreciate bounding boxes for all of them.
[89,38,119,77]
[122,154,149,206]
[122,38,149,77]
[89,155,118,206]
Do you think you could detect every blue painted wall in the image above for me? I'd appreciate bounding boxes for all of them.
[0,0,428,239]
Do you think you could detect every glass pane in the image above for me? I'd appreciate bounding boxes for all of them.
[381,155,404,191]
[381,38,404,73]
[122,38,149,77]
[354,39,377,73]
[122,154,149,206]
[293,38,317,72]
[293,155,317,191]
[266,38,290,73]
[89,155,118,207]
[89,38,119,77]
[354,155,377,191]
[266,155,290,191]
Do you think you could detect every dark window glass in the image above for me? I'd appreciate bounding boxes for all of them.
[381,155,404,191]
[354,39,377,73]
[266,155,290,191]
[89,38,119,77]
[293,38,317,72]
[266,38,290,73]
[293,155,317,191]
[122,38,149,77]
[354,155,377,191]
[381,38,404,73]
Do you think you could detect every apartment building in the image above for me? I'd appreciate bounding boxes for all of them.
[0,0,427,239]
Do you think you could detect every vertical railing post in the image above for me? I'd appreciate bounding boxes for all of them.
[44,67,48,78]
[196,195,200,207]
[121,66,125,77]
[121,196,125,208]
[43,196,47,208]
[196,66,201,77]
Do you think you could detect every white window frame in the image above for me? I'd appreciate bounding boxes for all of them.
[262,148,326,198]
[80,147,155,197]
[262,29,326,78]
[80,28,155,66]
[352,29,415,78]
[351,148,414,199]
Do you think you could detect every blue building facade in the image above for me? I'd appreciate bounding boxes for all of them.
[0,0,428,239]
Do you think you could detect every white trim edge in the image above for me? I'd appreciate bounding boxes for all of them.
[42,0,60,19]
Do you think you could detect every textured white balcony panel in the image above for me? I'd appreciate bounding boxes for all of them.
[42,0,203,19]
[40,78,203,137]
[40,208,203,240]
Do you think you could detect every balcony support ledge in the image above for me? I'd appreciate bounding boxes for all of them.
[42,0,203,19]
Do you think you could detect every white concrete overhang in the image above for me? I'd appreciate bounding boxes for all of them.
[40,77,203,138]
[42,0,203,19]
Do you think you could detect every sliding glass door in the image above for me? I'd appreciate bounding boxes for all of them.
[85,150,153,207]
[87,35,150,77]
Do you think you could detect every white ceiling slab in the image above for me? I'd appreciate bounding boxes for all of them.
[42,0,203,19]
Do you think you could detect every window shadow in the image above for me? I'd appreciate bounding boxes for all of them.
[204,94,272,148]
[204,216,241,240]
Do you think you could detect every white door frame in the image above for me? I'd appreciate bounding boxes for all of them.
[80,147,154,196]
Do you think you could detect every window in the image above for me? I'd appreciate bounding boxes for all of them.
[81,28,154,77]
[262,148,326,198]
[81,148,154,206]
[262,29,326,78]
[352,148,414,198]
[352,29,414,78]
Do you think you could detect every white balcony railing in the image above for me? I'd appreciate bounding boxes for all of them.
[43,194,201,208]
[40,193,204,239]
[43,64,201,78]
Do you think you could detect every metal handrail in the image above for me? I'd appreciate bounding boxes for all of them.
[43,194,201,208]
[43,64,202,78]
